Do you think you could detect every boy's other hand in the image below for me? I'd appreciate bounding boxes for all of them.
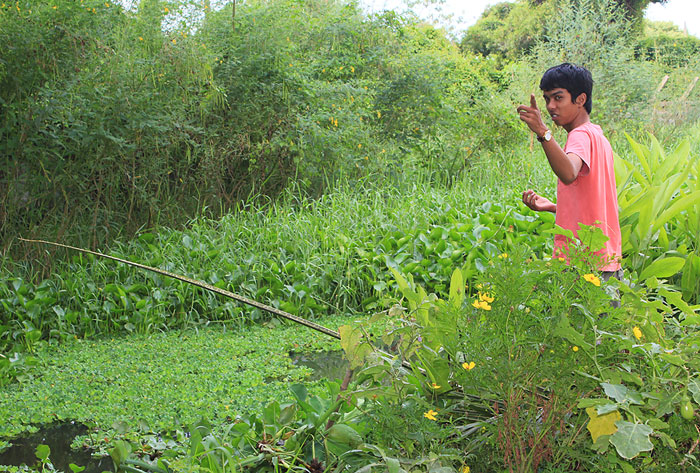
[522,189,555,213]
[517,94,548,137]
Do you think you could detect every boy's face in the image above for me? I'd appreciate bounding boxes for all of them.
[542,88,586,130]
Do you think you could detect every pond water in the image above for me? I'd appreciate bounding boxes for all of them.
[0,351,349,470]
[0,421,112,472]
[289,350,349,381]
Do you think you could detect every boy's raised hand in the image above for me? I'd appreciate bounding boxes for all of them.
[516,94,548,137]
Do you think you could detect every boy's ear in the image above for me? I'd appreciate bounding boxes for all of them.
[575,92,587,107]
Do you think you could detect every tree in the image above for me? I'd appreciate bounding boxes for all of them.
[459,1,554,60]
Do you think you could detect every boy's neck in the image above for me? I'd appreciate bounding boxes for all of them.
[564,113,590,133]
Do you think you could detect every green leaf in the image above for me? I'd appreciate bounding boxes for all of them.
[610,421,654,459]
[688,378,700,405]
[578,398,613,408]
[601,383,643,405]
[289,384,307,403]
[449,268,464,309]
[545,224,575,240]
[660,288,695,316]
[577,222,609,253]
[625,133,652,184]
[652,191,700,235]
[639,256,686,281]
[109,440,132,466]
[619,460,637,473]
[35,444,50,462]
[553,314,586,347]
[69,464,86,473]
[386,457,400,473]
[339,325,373,369]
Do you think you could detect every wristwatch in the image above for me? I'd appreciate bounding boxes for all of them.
[537,129,552,143]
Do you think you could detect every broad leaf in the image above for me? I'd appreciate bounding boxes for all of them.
[449,268,464,309]
[339,325,373,369]
[639,256,686,281]
[586,407,621,443]
[610,421,654,459]
[35,444,50,462]
[601,383,643,405]
[688,378,700,405]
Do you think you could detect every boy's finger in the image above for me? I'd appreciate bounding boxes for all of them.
[530,94,538,109]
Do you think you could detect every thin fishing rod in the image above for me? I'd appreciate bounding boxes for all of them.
[19,238,414,370]
[20,238,341,339]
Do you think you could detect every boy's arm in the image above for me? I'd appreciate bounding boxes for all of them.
[517,94,583,185]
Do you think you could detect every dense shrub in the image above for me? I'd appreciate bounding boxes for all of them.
[0,0,518,255]
[635,35,700,68]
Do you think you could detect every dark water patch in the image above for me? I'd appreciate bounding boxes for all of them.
[0,422,112,473]
[289,350,349,381]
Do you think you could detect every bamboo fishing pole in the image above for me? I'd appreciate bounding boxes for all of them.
[19,238,413,370]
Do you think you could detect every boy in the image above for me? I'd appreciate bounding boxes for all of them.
[516,63,622,280]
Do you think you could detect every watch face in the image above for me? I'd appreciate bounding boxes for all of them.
[544,130,552,141]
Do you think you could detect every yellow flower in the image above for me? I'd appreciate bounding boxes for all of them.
[524,307,531,314]
[478,292,494,303]
[498,253,508,259]
[423,409,438,421]
[164,7,169,13]
[462,361,476,371]
[138,36,143,41]
[171,39,177,44]
[478,300,492,310]
[377,110,381,118]
[358,143,362,149]
[572,346,579,352]
[431,383,441,389]
[633,326,642,340]
[583,273,601,287]
[558,257,566,262]
[351,66,355,73]
[460,467,471,473]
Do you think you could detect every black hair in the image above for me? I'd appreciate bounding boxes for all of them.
[539,63,593,114]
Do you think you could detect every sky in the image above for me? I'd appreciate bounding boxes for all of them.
[364,0,700,38]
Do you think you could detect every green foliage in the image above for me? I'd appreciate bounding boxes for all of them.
[0,188,555,367]
[459,1,553,60]
[1,0,517,253]
[340,232,700,470]
[615,133,700,302]
[635,35,700,68]
[0,321,345,440]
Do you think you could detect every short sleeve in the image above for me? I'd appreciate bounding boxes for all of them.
[564,128,591,176]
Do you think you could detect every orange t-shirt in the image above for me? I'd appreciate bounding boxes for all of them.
[554,122,622,271]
